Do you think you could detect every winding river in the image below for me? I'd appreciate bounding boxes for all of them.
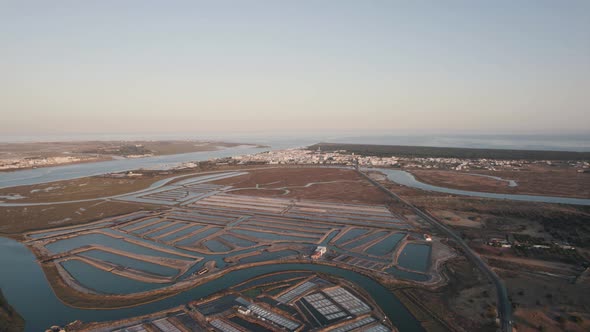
[2,148,588,330]
[373,168,590,206]
[0,145,267,189]
[0,237,423,332]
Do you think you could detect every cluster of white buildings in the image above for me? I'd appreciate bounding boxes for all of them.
[226,148,588,172]
[0,155,94,171]
[231,148,400,167]
[487,236,575,251]
[397,157,527,171]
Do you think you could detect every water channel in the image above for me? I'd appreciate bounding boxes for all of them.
[0,145,267,189]
[0,237,424,332]
[372,168,590,206]
[2,146,588,330]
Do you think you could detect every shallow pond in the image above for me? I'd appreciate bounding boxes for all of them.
[80,249,179,276]
[175,227,222,246]
[203,239,231,252]
[146,223,188,238]
[158,225,204,242]
[219,234,257,247]
[343,231,388,250]
[133,221,174,235]
[334,228,369,244]
[1,236,424,332]
[385,266,430,282]
[366,233,405,256]
[232,229,315,242]
[397,243,432,273]
[120,218,162,231]
[61,260,171,294]
[45,233,189,260]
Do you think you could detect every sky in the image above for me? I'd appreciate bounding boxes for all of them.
[1,1,589,136]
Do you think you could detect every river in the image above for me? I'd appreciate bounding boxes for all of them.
[2,141,423,331]
[0,237,423,332]
[2,141,588,330]
[373,168,590,206]
[0,145,270,189]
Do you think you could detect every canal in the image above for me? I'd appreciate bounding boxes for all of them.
[0,236,424,332]
[373,168,590,206]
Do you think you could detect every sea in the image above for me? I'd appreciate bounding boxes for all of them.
[1,133,589,151]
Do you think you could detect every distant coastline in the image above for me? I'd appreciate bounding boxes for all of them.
[309,142,590,160]
[0,140,264,172]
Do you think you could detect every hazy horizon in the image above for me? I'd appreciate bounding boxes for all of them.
[2,1,589,134]
[1,132,589,152]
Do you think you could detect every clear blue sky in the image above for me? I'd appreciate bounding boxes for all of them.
[1,1,588,136]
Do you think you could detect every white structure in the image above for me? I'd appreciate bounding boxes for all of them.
[312,246,327,259]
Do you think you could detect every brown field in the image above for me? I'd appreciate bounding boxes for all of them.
[0,140,244,158]
[212,167,390,204]
[0,201,158,235]
[212,167,357,187]
[392,257,498,332]
[137,140,244,155]
[497,269,590,332]
[429,210,483,228]
[0,172,173,203]
[375,170,590,331]
[411,195,590,249]
[0,141,108,159]
[0,167,393,235]
[513,308,590,332]
[411,165,590,198]
[0,140,250,172]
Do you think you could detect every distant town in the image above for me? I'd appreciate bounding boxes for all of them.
[204,147,590,172]
[0,140,249,171]
[1,143,589,332]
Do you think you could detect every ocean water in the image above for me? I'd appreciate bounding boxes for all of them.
[323,134,590,152]
[1,133,588,151]
[1,133,587,190]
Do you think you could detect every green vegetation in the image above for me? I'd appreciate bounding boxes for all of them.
[506,206,590,250]
[308,142,590,160]
[0,201,158,235]
[80,143,152,156]
[0,289,24,332]
[415,195,590,249]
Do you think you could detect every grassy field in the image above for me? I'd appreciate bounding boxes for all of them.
[378,173,590,332]
[0,140,251,172]
[309,142,590,160]
[0,140,245,159]
[0,201,159,235]
[211,167,391,204]
[0,173,173,204]
[390,257,498,332]
[411,166,590,198]
[77,140,247,156]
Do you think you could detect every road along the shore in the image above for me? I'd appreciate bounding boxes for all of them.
[359,170,513,332]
